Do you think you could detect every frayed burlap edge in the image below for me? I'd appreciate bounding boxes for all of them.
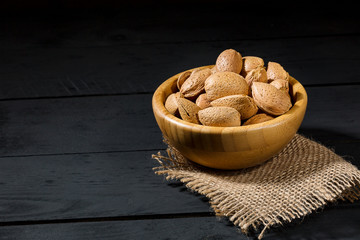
[152,134,360,239]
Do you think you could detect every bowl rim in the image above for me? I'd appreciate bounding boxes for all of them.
[152,65,308,134]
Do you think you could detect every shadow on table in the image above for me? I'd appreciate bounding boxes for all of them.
[299,128,359,167]
[167,181,209,203]
[263,204,360,239]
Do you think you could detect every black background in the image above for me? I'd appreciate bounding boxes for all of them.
[0,1,359,239]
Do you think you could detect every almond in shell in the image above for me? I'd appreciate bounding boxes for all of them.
[210,94,258,120]
[190,67,202,76]
[205,71,249,101]
[177,98,201,124]
[198,106,241,127]
[240,56,264,77]
[180,68,212,100]
[267,61,289,82]
[196,93,211,109]
[269,79,289,92]
[215,49,242,74]
[177,71,191,90]
[243,113,274,126]
[251,82,292,116]
[165,92,180,116]
[245,67,268,88]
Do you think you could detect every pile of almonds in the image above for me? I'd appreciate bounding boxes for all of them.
[165,49,293,127]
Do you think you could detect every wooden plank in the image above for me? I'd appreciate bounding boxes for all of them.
[0,151,210,222]
[1,2,358,47]
[0,217,245,240]
[0,85,358,157]
[0,36,359,99]
[0,148,358,222]
[0,94,162,156]
[299,85,360,140]
[0,206,359,240]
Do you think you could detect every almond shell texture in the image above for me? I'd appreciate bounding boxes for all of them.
[243,113,274,126]
[196,93,212,109]
[177,98,201,124]
[177,71,191,90]
[251,82,292,116]
[210,94,258,120]
[205,72,249,101]
[241,56,264,77]
[270,79,289,92]
[165,92,180,116]
[215,49,243,74]
[245,67,268,88]
[180,68,212,99]
[267,61,289,82]
[198,106,241,127]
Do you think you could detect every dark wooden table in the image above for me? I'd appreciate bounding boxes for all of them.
[0,1,359,239]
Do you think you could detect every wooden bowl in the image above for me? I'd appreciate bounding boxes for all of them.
[152,66,308,170]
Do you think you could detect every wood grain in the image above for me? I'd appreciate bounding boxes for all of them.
[0,206,359,240]
[1,3,358,47]
[0,151,210,222]
[0,2,358,100]
[0,216,243,240]
[0,147,358,223]
[0,88,356,222]
[0,36,359,99]
[0,85,357,157]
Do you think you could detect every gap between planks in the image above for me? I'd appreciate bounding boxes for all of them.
[2,32,360,49]
[0,212,213,227]
[0,82,359,102]
[104,32,360,47]
[0,148,166,159]
[0,198,358,227]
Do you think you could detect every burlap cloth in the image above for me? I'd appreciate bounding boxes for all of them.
[152,134,360,239]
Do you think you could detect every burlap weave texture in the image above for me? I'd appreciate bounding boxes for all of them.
[152,134,360,239]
